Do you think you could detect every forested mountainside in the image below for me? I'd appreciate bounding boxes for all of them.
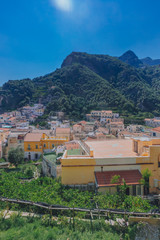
[1,51,160,120]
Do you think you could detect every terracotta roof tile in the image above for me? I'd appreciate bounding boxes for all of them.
[151,127,160,132]
[24,133,42,142]
[56,128,71,134]
[95,170,142,187]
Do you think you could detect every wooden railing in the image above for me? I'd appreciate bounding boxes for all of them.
[0,197,160,217]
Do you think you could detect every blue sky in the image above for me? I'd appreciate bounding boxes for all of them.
[0,0,160,84]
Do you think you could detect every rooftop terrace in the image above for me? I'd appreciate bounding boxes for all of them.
[67,149,81,156]
[86,139,137,158]
[43,153,57,164]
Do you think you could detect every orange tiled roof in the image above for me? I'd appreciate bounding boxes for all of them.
[110,121,124,125]
[95,170,142,187]
[80,121,86,125]
[56,128,71,134]
[151,127,160,132]
[24,133,42,142]
[73,124,81,127]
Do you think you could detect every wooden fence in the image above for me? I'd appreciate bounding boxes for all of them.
[0,196,160,218]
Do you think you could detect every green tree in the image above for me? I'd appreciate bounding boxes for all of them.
[111,175,128,201]
[140,168,151,195]
[8,148,24,167]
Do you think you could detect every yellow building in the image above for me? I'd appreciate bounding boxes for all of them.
[61,138,160,195]
[61,142,95,185]
[24,132,69,160]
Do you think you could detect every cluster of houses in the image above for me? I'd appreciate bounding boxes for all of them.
[0,104,45,130]
[42,111,160,195]
[145,117,160,128]
[2,109,160,196]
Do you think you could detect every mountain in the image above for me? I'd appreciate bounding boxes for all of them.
[141,57,160,66]
[119,50,143,68]
[119,50,160,68]
[1,51,160,121]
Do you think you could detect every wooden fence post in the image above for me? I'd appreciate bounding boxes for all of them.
[90,210,93,233]
[73,206,75,231]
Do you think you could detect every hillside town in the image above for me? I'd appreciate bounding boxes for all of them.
[1,107,160,196]
[2,1,160,238]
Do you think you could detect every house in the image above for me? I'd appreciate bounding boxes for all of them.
[127,125,144,133]
[55,128,71,140]
[50,121,60,130]
[24,133,42,160]
[150,127,160,137]
[73,124,83,133]
[4,131,27,159]
[108,121,124,135]
[24,132,69,160]
[84,122,95,133]
[42,153,61,178]
[89,110,113,121]
[60,138,160,195]
[145,117,160,128]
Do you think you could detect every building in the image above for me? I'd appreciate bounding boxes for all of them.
[61,141,95,186]
[55,128,71,140]
[87,110,113,121]
[24,133,42,160]
[42,153,61,178]
[150,127,160,137]
[108,121,124,135]
[73,124,83,133]
[61,138,160,195]
[84,122,95,133]
[4,131,27,159]
[24,132,69,160]
[145,117,160,128]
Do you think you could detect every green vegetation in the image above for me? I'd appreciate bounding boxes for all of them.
[0,158,6,163]
[0,170,153,213]
[8,148,24,167]
[1,52,160,122]
[0,214,139,240]
[0,166,156,240]
[140,168,152,195]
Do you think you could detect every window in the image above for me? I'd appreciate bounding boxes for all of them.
[153,132,156,137]
[36,144,38,149]
[28,144,31,150]
[44,143,46,148]
[35,153,38,159]
[158,154,160,168]
[52,144,54,148]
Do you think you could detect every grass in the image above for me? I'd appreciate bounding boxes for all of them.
[0,214,136,240]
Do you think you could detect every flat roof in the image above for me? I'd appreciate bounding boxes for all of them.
[86,139,137,158]
[44,153,57,163]
[67,149,81,155]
